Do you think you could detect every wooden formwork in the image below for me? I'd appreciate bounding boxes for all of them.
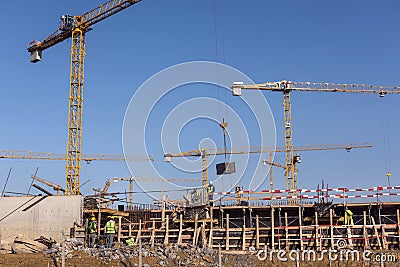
[83,201,400,251]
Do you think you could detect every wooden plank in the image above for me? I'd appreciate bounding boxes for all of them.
[242,225,246,251]
[397,209,400,250]
[195,226,201,246]
[178,214,183,245]
[285,212,288,250]
[118,216,122,242]
[97,209,101,237]
[315,211,319,250]
[202,222,207,248]
[255,215,260,249]
[371,216,382,249]
[136,220,142,245]
[298,206,303,250]
[381,224,388,250]
[193,213,198,246]
[329,209,334,249]
[164,215,169,245]
[208,208,214,248]
[363,211,369,249]
[271,208,275,250]
[226,213,230,250]
[150,220,155,247]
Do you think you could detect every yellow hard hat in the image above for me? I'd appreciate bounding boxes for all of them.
[91,217,96,221]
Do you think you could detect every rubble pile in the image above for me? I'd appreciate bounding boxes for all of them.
[1,236,262,266]
[84,243,222,266]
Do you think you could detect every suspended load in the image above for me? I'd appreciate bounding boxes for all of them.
[216,162,235,175]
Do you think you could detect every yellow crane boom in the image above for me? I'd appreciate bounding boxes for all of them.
[231,80,400,194]
[27,0,141,58]
[27,0,142,195]
[0,150,153,163]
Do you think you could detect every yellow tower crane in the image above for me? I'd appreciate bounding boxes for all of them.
[231,81,400,193]
[164,143,372,194]
[27,0,142,195]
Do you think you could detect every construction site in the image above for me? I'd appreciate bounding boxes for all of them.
[2,1,400,267]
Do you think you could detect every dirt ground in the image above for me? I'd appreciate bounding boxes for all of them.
[0,250,399,267]
[0,251,153,267]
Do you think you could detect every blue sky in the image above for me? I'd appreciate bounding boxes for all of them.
[1,1,399,202]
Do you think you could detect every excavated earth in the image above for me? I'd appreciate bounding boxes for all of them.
[1,244,400,266]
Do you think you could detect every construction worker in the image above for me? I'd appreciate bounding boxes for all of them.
[88,216,97,248]
[105,216,116,248]
[207,181,215,205]
[235,185,242,205]
[344,207,354,225]
[192,187,201,204]
[125,237,136,247]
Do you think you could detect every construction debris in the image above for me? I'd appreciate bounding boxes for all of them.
[10,236,48,254]
[1,235,224,266]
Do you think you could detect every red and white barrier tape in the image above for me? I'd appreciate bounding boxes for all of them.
[214,185,400,196]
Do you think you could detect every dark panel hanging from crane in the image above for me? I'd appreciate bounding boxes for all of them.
[216,162,235,175]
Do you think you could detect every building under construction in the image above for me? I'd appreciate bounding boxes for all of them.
[3,182,400,253]
[2,1,400,263]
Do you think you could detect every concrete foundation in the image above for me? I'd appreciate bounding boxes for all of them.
[0,195,83,242]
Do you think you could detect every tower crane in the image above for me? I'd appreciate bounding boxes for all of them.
[231,81,400,193]
[164,143,372,193]
[27,0,142,195]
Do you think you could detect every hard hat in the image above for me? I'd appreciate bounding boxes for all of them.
[91,217,96,221]
[109,216,115,219]
[210,181,213,185]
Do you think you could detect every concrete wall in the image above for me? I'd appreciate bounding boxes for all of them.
[0,195,83,242]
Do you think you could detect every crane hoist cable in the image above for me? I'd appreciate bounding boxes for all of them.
[213,0,221,121]
[219,118,233,188]
[379,97,392,186]
[346,150,352,189]
[213,0,228,121]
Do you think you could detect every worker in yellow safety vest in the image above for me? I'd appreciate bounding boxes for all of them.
[105,216,116,248]
[207,181,215,205]
[88,217,97,248]
[344,208,354,225]
[125,237,136,247]
[192,187,201,203]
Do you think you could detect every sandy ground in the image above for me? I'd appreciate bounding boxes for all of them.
[0,250,399,267]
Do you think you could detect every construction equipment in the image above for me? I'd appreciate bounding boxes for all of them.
[30,175,65,196]
[164,143,372,196]
[0,149,153,163]
[92,179,112,208]
[27,0,142,195]
[231,81,400,194]
[112,177,200,209]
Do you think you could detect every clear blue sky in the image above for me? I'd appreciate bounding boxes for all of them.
[1,1,399,202]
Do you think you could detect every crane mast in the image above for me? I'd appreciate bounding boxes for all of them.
[27,0,142,195]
